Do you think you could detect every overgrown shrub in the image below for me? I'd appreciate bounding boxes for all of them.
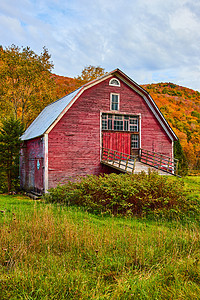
[174,139,188,176]
[44,171,191,218]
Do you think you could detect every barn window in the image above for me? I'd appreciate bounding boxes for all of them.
[102,113,139,132]
[102,114,107,130]
[114,115,123,130]
[108,114,113,130]
[111,93,119,110]
[109,78,120,87]
[130,118,138,132]
[131,134,139,149]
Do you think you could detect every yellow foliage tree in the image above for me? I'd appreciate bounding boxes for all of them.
[0,45,57,128]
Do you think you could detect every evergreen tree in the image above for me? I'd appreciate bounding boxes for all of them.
[174,140,188,176]
[0,116,24,193]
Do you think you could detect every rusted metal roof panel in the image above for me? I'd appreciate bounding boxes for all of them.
[21,88,81,141]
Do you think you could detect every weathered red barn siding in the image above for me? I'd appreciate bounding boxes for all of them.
[118,79,172,156]
[48,77,172,188]
[20,137,44,192]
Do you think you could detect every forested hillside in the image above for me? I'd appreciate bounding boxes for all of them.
[51,74,77,98]
[142,83,200,170]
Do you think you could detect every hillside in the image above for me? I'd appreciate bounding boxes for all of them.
[142,83,200,170]
[53,75,200,170]
[51,74,78,97]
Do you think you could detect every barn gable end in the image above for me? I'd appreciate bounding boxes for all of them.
[20,69,178,193]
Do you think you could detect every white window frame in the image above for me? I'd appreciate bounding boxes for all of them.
[109,78,120,87]
[131,134,139,149]
[110,93,120,111]
[101,113,139,132]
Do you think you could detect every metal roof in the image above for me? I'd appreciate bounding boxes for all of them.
[21,88,81,141]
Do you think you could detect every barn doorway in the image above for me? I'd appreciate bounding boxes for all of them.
[34,158,44,193]
[101,113,140,157]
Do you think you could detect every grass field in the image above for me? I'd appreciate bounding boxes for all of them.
[0,176,200,299]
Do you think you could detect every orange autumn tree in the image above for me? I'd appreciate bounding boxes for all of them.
[74,65,106,87]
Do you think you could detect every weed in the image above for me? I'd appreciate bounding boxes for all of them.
[44,172,193,220]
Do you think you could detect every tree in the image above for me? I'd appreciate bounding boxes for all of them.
[0,116,24,193]
[0,45,57,128]
[174,139,188,176]
[75,65,106,87]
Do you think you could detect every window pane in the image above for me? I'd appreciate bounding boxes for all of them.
[111,94,119,111]
[108,119,112,130]
[102,120,107,130]
[131,135,139,148]
[130,125,138,132]
[110,79,120,86]
[130,118,137,124]
[124,120,128,131]
[112,94,118,102]
[114,120,123,130]
[130,118,138,131]
[115,115,122,120]
[112,103,118,110]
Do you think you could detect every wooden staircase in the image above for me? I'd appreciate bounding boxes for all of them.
[101,148,178,176]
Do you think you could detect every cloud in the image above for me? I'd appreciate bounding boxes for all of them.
[0,15,25,41]
[0,0,200,91]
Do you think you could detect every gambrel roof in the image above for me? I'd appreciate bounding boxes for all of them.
[21,69,178,141]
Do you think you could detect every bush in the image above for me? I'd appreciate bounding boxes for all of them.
[174,140,188,176]
[44,171,190,218]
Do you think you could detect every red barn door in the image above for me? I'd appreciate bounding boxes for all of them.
[34,158,44,192]
[102,131,131,154]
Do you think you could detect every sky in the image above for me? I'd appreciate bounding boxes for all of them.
[1,0,200,91]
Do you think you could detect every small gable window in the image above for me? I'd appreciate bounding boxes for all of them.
[109,78,120,87]
[111,93,119,111]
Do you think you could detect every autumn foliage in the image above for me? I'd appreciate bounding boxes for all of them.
[0,45,57,128]
[142,83,200,171]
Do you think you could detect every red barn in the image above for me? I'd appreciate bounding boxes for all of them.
[20,69,178,194]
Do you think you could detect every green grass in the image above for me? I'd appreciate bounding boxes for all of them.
[0,177,200,299]
[182,176,200,200]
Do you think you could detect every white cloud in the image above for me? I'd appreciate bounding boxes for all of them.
[0,0,200,91]
[0,15,25,41]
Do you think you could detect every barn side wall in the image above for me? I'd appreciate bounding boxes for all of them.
[20,136,45,193]
[48,77,173,189]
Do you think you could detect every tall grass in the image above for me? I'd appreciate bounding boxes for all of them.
[0,193,200,299]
